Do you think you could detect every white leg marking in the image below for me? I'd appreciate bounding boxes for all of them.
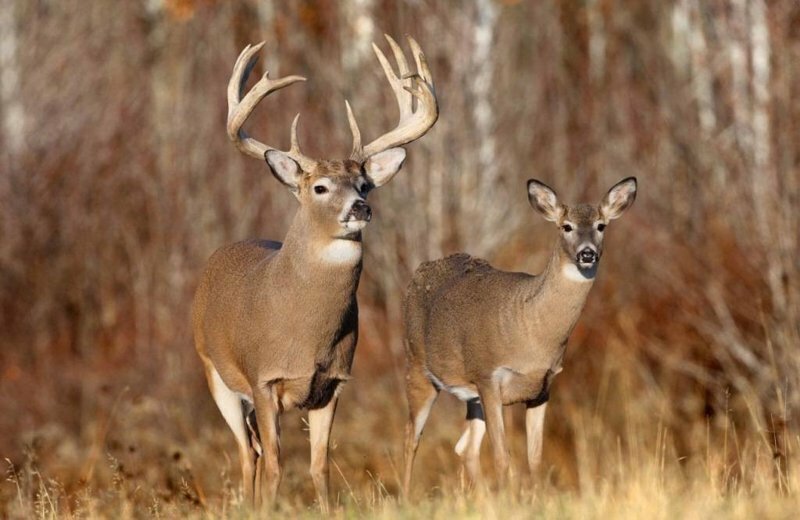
[209,367,250,451]
[414,394,437,440]
[455,419,486,457]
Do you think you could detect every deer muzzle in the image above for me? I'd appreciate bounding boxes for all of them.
[577,247,598,266]
[347,199,372,222]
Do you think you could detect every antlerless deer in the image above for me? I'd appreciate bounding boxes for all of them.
[193,37,437,511]
[401,177,637,494]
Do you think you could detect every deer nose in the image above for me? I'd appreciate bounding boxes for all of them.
[349,199,372,221]
[577,248,598,265]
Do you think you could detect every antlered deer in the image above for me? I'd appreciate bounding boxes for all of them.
[401,177,637,494]
[193,36,437,510]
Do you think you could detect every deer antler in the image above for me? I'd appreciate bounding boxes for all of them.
[347,35,439,161]
[227,42,317,172]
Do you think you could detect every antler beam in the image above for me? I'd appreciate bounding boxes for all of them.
[348,35,439,161]
[226,42,317,172]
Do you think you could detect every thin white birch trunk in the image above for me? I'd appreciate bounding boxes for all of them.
[688,0,716,135]
[471,0,503,255]
[0,0,24,155]
[340,0,374,72]
[727,0,751,155]
[587,0,606,83]
[748,0,784,312]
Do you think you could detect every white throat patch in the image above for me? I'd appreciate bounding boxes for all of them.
[562,263,595,283]
[319,239,362,264]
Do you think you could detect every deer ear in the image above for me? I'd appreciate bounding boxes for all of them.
[601,177,637,220]
[363,148,407,187]
[527,179,562,222]
[265,150,303,191]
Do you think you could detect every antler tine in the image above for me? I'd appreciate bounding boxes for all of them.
[345,100,362,158]
[226,42,316,171]
[384,35,414,120]
[227,42,261,121]
[371,39,413,122]
[290,114,300,152]
[351,35,438,160]
[407,36,433,86]
[385,34,411,75]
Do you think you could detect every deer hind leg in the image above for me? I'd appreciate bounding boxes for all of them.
[454,398,486,487]
[205,365,258,504]
[308,396,338,513]
[245,407,263,500]
[402,364,439,498]
[253,386,281,510]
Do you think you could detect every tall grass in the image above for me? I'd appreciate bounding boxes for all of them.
[2,378,796,517]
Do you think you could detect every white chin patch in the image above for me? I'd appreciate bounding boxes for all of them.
[562,263,595,283]
[319,239,362,264]
[342,220,368,233]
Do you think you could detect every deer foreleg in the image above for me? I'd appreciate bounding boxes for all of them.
[308,397,338,513]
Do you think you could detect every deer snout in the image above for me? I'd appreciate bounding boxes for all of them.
[577,246,598,266]
[348,199,372,222]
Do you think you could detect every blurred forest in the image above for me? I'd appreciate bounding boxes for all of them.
[1,0,799,516]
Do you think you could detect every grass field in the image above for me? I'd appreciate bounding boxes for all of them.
[2,348,796,518]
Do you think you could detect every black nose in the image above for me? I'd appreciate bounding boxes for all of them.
[350,199,372,221]
[577,248,598,264]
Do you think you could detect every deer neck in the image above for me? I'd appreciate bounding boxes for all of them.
[521,246,596,346]
[277,210,364,286]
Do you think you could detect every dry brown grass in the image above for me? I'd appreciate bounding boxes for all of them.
[2,0,799,517]
[2,364,797,518]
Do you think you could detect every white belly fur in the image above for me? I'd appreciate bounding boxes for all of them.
[424,369,480,401]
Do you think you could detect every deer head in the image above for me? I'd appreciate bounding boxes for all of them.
[527,177,637,273]
[227,37,438,243]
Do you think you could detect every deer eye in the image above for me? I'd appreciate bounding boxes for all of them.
[562,224,573,232]
[597,223,606,232]
[313,185,329,195]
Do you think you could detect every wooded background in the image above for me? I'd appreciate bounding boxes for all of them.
[1,0,798,513]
